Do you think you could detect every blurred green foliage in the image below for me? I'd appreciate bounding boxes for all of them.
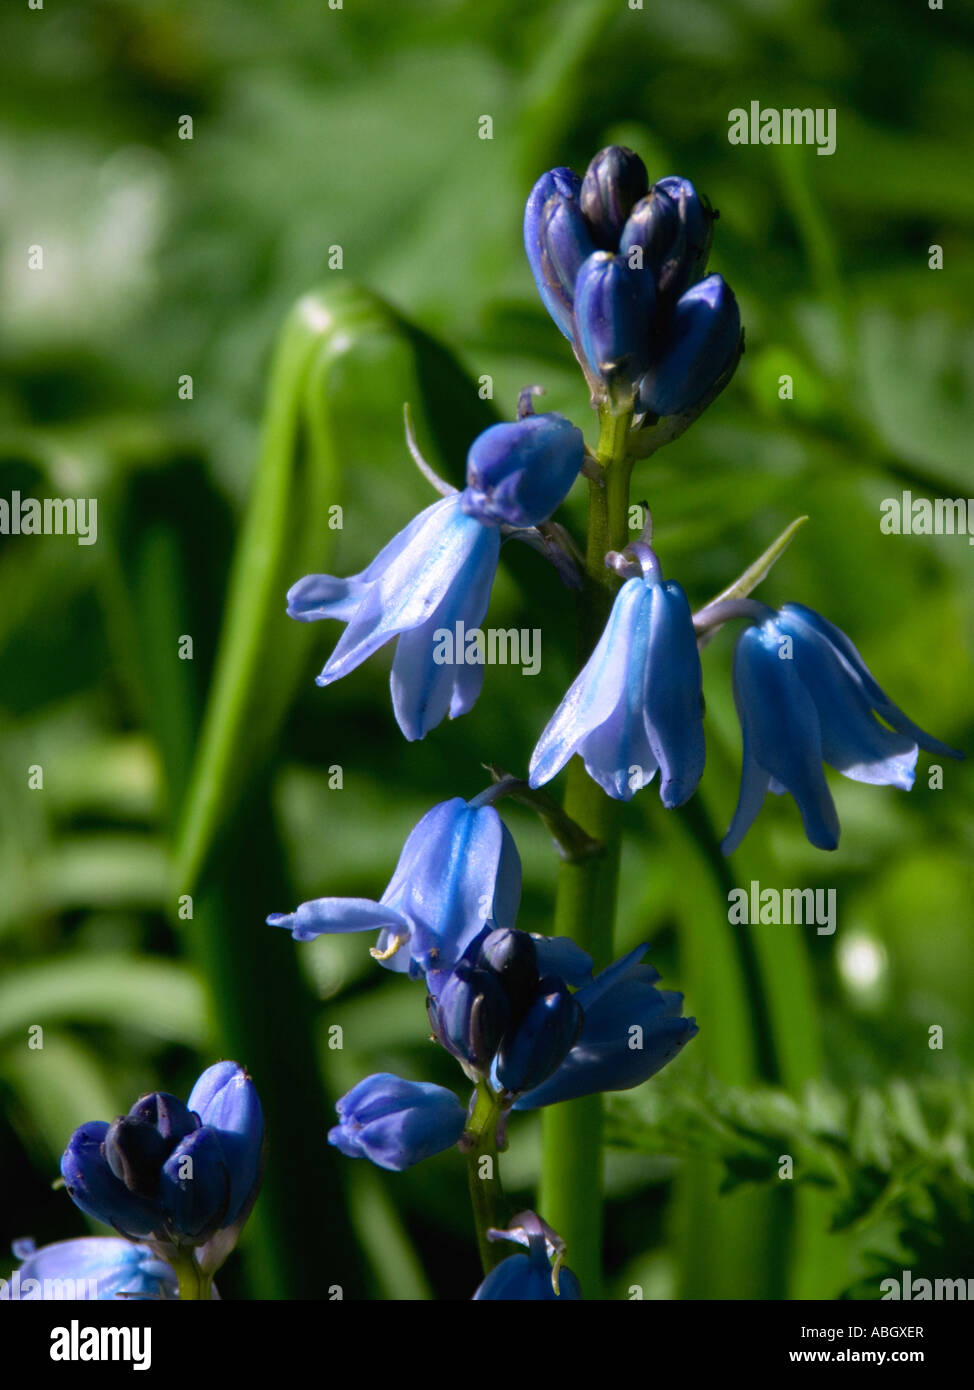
[0,0,972,1299]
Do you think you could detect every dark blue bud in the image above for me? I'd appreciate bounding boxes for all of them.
[61,1122,163,1241]
[127,1092,201,1145]
[573,252,655,392]
[460,413,584,529]
[653,176,714,296]
[495,977,583,1094]
[103,1117,169,1198]
[433,964,511,1074]
[476,927,539,1019]
[619,188,681,277]
[538,195,597,333]
[637,274,741,418]
[579,145,649,248]
[159,1128,231,1241]
[523,167,584,339]
[620,177,713,305]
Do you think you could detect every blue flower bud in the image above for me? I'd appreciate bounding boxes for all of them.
[329,1073,466,1172]
[460,413,584,529]
[475,927,539,1019]
[494,976,583,1095]
[524,167,583,338]
[61,1121,163,1241]
[514,945,698,1110]
[539,195,597,325]
[159,1128,231,1242]
[573,251,655,393]
[637,273,741,418]
[61,1064,264,1249]
[104,1115,175,1198]
[186,1062,264,1227]
[579,145,649,248]
[620,177,714,303]
[432,964,511,1075]
[126,1091,201,1144]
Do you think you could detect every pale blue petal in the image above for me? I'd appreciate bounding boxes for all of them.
[644,581,705,807]
[266,897,408,942]
[389,523,499,740]
[729,623,840,850]
[529,578,647,788]
[320,498,490,684]
[782,603,963,760]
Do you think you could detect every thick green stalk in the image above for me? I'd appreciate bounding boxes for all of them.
[464,1082,509,1274]
[539,403,633,1299]
[168,1249,212,1301]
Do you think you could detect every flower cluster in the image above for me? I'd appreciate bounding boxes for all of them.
[273,796,697,1171]
[60,1063,263,1274]
[6,1063,263,1301]
[525,146,741,415]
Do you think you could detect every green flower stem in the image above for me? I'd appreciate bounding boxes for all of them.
[168,1248,212,1301]
[464,1081,509,1274]
[539,402,634,1300]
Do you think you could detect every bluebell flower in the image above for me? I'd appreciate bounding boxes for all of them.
[472,1213,581,1300]
[524,147,740,416]
[329,1074,466,1171]
[287,493,500,742]
[60,1063,263,1249]
[723,602,964,854]
[287,413,582,741]
[513,944,698,1110]
[1,1238,177,1301]
[529,547,705,806]
[268,795,521,979]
